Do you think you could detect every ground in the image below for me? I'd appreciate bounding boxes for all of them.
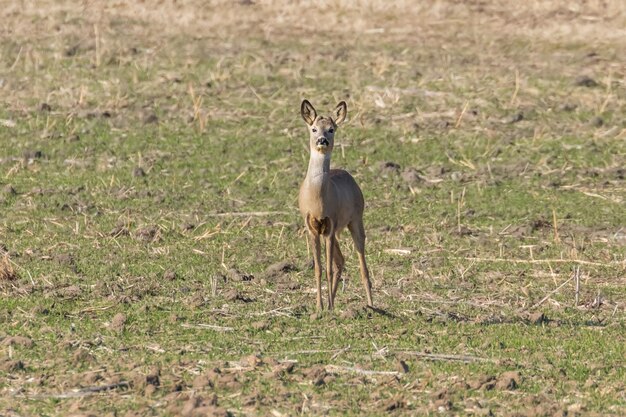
[0,1,625,416]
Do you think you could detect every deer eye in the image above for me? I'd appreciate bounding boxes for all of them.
[312,128,317,133]
[329,128,334,133]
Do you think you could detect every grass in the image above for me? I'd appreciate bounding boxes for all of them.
[1,0,625,416]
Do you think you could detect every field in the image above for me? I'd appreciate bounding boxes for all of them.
[1,1,625,415]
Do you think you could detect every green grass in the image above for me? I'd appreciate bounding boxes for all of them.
[1,1,626,416]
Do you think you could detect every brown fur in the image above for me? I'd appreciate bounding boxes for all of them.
[298,99,373,310]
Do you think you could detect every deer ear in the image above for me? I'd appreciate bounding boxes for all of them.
[301,100,317,126]
[334,101,347,125]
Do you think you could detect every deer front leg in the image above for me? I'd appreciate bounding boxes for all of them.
[311,233,323,311]
[325,233,335,310]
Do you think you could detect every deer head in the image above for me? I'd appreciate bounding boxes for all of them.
[301,99,347,155]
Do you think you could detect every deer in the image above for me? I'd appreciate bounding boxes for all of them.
[298,99,374,311]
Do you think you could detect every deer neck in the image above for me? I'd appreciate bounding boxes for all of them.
[304,150,332,197]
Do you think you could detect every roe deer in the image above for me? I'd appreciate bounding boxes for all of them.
[298,99,373,311]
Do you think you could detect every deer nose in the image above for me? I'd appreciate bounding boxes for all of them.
[316,137,329,147]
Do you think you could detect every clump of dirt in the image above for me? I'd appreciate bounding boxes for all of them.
[215,372,241,390]
[23,149,44,160]
[400,168,424,185]
[574,75,598,87]
[263,261,297,280]
[223,289,245,302]
[163,270,177,280]
[241,390,264,407]
[502,112,524,124]
[109,226,130,237]
[526,311,547,325]
[52,285,82,300]
[0,254,18,281]
[309,312,321,321]
[302,365,327,386]
[452,225,477,236]
[1,335,34,348]
[180,222,195,232]
[94,276,160,302]
[2,184,17,196]
[143,112,159,125]
[340,307,361,320]
[145,367,161,389]
[379,161,401,175]
[110,313,127,332]
[430,388,453,411]
[495,371,521,390]
[53,253,72,264]
[395,359,409,374]
[72,349,96,365]
[272,362,295,378]
[509,217,553,237]
[468,374,496,390]
[192,373,215,389]
[1,359,25,372]
[251,320,269,331]
[531,218,552,232]
[134,226,161,242]
[588,116,603,127]
[226,268,254,282]
[177,395,226,417]
[382,397,405,412]
[133,167,146,177]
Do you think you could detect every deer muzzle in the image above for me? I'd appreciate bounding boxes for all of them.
[316,137,329,147]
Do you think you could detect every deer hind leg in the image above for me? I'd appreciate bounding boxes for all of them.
[349,220,373,307]
[330,235,344,305]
